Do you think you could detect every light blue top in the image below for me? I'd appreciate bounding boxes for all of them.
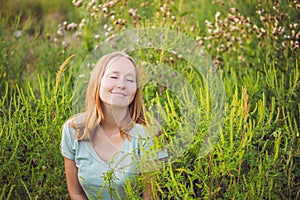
[61,123,167,199]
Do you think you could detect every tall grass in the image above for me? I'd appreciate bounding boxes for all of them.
[1,0,299,199]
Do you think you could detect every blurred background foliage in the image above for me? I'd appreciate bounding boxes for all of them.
[0,0,299,199]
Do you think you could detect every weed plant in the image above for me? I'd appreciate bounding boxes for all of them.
[0,0,299,199]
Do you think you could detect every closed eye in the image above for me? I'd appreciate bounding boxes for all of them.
[110,76,118,79]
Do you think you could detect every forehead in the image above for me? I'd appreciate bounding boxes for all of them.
[105,56,136,75]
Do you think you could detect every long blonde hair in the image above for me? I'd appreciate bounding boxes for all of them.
[68,52,145,141]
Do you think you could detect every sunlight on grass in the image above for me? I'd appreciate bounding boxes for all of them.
[0,0,299,199]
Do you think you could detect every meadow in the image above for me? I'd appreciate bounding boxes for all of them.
[0,0,299,199]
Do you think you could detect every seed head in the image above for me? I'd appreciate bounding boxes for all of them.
[72,0,83,7]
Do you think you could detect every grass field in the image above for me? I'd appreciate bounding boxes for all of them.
[0,0,299,199]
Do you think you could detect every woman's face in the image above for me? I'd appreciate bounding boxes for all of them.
[99,56,137,108]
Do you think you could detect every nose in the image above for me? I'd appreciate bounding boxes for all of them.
[116,77,126,88]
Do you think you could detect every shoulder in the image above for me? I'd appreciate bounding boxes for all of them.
[62,115,83,137]
[67,113,85,126]
[62,113,85,133]
[62,122,75,138]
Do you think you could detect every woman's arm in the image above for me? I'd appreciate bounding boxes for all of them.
[142,182,153,200]
[64,157,88,200]
[141,171,156,200]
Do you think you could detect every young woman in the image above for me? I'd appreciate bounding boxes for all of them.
[61,52,166,199]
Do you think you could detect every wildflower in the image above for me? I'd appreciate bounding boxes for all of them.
[107,26,114,32]
[92,5,100,12]
[169,56,174,63]
[79,21,85,29]
[253,24,258,30]
[104,24,108,30]
[141,1,149,7]
[94,44,100,49]
[230,7,237,13]
[87,0,97,10]
[272,27,277,35]
[72,0,83,7]
[160,5,167,13]
[74,31,82,38]
[102,7,108,14]
[278,26,285,35]
[289,23,298,30]
[115,18,126,26]
[204,36,212,41]
[294,41,299,49]
[14,30,22,38]
[62,41,68,48]
[57,29,63,37]
[260,27,266,34]
[190,26,195,32]
[67,22,77,31]
[108,0,117,7]
[87,63,93,68]
[215,12,221,21]
[91,13,98,20]
[260,16,266,22]
[129,8,137,17]
[291,30,295,37]
[294,1,300,10]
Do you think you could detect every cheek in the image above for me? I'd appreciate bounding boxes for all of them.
[101,79,114,90]
[130,85,137,95]
[129,87,137,100]
[99,80,111,99]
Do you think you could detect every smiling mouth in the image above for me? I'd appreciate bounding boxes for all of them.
[111,92,127,96]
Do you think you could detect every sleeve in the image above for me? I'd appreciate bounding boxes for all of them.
[60,124,76,160]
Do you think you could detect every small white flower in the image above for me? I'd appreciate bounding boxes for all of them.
[14,30,22,38]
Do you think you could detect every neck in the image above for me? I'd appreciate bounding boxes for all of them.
[100,104,130,132]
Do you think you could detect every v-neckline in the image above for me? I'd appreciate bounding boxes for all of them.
[85,138,128,165]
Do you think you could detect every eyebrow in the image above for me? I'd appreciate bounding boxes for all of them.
[108,70,136,76]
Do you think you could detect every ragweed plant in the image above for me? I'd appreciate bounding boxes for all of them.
[1,0,299,199]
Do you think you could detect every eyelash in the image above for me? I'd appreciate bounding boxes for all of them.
[110,76,134,82]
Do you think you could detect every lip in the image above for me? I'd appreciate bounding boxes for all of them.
[111,92,127,96]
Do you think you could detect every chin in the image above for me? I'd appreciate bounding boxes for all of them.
[110,100,131,108]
